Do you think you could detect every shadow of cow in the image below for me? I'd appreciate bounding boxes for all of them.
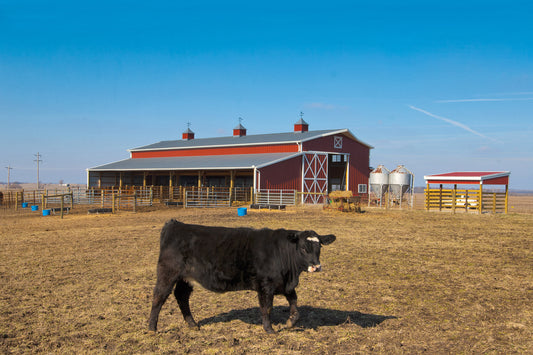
[198,305,397,330]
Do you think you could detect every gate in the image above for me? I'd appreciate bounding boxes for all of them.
[302,152,328,204]
[255,189,296,205]
[185,188,231,208]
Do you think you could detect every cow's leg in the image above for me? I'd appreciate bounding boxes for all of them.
[284,290,299,328]
[174,280,198,329]
[148,270,177,331]
[257,289,275,334]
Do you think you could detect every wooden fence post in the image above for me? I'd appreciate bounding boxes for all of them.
[452,188,456,214]
[60,195,64,219]
[250,186,254,204]
[438,185,442,211]
[479,184,483,214]
[505,185,509,214]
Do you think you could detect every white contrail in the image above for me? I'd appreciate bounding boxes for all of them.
[408,105,501,143]
[436,97,533,103]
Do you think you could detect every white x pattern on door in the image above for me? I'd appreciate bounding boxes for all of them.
[302,152,328,204]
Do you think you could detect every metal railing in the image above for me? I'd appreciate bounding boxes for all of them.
[255,189,297,205]
[185,189,231,208]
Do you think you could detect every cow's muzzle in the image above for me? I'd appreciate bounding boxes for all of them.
[307,264,322,273]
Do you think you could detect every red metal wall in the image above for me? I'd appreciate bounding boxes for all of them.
[302,134,370,195]
[258,155,302,190]
[131,143,299,159]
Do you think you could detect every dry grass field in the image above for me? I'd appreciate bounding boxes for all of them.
[1,205,532,354]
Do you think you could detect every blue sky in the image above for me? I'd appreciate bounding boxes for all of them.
[1,1,532,189]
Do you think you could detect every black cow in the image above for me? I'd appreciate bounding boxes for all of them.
[148,219,336,333]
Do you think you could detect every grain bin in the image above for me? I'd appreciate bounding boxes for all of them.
[369,165,390,207]
[389,165,414,208]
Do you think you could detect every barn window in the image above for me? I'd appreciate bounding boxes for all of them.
[334,136,343,149]
[332,154,342,163]
[358,184,367,194]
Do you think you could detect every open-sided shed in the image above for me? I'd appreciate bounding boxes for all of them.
[424,171,510,213]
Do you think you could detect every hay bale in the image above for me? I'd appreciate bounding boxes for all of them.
[329,190,353,199]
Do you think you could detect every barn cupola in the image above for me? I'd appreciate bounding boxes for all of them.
[233,118,247,137]
[182,124,195,140]
[294,118,309,133]
[233,124,247,137]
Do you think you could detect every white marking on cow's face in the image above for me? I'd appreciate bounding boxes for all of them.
[307,264,321,272]
[307,236,320,243]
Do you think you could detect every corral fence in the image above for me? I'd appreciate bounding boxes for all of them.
[424,188,508,214]
[0,186,257,212]
[185,189,231,208]
[255,189,298,206]
[0,187,154,213]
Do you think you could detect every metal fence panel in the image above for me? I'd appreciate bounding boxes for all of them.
[255,189,296,205]
[185,189,231,208]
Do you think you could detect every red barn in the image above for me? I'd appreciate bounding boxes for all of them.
[87,120,373,204]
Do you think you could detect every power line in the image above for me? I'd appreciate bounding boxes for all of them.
[5,166,13,189]
[34,153,43,190]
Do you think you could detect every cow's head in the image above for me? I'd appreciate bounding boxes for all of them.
[288,231,336,273]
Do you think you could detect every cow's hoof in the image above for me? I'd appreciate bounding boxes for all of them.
[263,325,276,334]
[184,316,199,329]
[186,322,200,330]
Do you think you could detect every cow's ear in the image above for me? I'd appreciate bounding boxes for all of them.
[319,234,336,245]
[287,232,299,243]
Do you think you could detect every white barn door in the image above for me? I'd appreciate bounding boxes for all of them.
[302,152,328,204]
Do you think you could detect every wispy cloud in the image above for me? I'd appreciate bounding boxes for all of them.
[435,97,533,103]
[407,105,501,143]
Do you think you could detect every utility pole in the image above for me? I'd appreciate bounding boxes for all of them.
[34,153,42,190]
[5,166,13,189]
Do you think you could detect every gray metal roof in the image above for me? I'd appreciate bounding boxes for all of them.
[88,152,301,171]
[130,129,372,151]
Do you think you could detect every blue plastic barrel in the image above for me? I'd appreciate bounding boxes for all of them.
[43,209,51,216]
[237,207,247,216]
[22,202,29,208]
[31,205,39,211]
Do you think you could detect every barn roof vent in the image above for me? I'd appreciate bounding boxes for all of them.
[233,118,247,137]
[182,126,195,140]
[294,118,309,133]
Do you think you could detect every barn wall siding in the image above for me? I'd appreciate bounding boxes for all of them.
[131,144,299,158]
[258,156,302,190]
[303,134,370,195]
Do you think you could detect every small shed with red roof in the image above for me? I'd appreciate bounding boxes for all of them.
[423,171,510,213]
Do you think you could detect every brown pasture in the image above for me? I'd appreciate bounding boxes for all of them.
[1,206,532,353]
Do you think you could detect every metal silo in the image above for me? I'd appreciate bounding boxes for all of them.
[389,165,414,208]
[369,165,390,207]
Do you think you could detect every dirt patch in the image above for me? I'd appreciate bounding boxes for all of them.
[1,206,531,353]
